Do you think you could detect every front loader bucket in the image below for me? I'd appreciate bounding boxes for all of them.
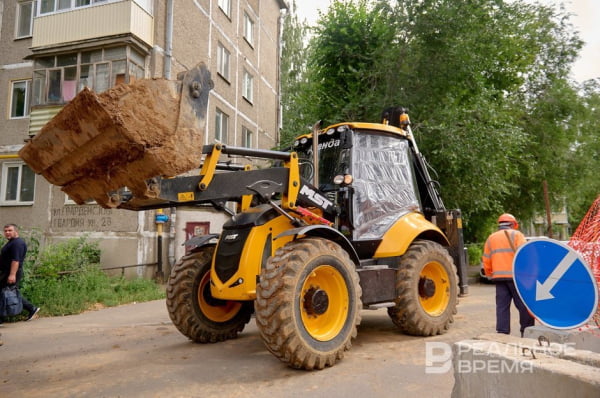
[19,63,213,208]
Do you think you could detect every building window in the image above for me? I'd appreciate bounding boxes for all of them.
[243,12,254,47]
[242,70,253,103]
[242,126,253,148]
[64,194,95,205]
[218,0,231,18]
[38,0,114,16]
[215,108,229,143]
[1,162,35,205]
[10,80,31,119]
[32,46,145,106]
[217,43,230,82]
[16,1,35,38]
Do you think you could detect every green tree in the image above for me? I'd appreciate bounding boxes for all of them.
[502,3,584,230]
[564,80,600,224]
[397,0,583,239]
[279,0,310,148]
[282,0,587,241]
[304,0,398,124]
[510,79,581,223]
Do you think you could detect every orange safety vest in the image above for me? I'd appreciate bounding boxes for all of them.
[482,228,526,280]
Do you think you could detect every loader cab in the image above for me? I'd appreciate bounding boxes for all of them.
[293,123,423,243]
[293,125,353,193]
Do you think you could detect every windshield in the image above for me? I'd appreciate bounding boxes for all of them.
[294,129,350,191]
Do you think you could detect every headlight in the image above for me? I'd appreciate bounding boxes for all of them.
[333,174,353,185]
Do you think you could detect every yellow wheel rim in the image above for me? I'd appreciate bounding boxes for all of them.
[198,272,242,323]
[300,265,349,341]
[418,261,450,316]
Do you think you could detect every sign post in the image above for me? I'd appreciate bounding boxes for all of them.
[513,239,598,329]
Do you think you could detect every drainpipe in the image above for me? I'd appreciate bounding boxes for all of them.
[162,0,177,276]
[155,209,169,282]
[0,2,4,43]
[168,208,177,269]
[165,0,174,80]
[276,7,286,146]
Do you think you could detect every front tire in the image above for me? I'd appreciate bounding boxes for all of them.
[387,240,458,336]
[166,247,253,343]
[255,238,362,370]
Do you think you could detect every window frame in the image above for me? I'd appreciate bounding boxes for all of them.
[0,162,36,206]
[242,69,254,103]
[242,126,253,148]
[217,42,231,82]
[243,12,254,47]
[215,108,229,144]
[31,46,145,106]
[64,194,95,205]
[217,0,231,18]
[37,0,118,16]
[16,1,35,39]
[9,79,31,119]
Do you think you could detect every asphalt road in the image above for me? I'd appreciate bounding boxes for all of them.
[1,283,519,398]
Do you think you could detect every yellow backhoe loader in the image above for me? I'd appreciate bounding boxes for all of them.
[19,64,468,370]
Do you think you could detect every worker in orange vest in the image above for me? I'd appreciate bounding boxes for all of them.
[482,213,535,337]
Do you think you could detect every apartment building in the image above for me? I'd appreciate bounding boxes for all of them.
[0,0,287,277]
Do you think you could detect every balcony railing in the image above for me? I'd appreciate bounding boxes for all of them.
[32,0,153,49]
[28,105,63,136]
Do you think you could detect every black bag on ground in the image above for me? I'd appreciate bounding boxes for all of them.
[0,285,23,317]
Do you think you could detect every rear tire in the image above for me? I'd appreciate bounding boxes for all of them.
[387,240,458,336]
[166,247,253,343]
[255,238,362,370]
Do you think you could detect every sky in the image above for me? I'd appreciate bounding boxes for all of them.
[294,0,599,83]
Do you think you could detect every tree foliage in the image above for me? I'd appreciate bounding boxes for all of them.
[305,0,397,124]
[564,79,600,223]
[279,0,310,148]
[281,0,597,242]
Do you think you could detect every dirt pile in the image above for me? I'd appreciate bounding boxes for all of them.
[19,64,212,208]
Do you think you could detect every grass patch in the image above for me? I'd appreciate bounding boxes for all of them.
[22,268,165,316]
[4,233,165,319]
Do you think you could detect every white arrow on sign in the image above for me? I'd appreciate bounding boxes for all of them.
[535,251,579,301]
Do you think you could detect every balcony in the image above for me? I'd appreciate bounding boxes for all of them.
[28,105,63,136]
[31,0,153,51]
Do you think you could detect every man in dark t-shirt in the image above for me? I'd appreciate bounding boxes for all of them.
[0,224,39,322]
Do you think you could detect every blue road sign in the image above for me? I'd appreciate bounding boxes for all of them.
[514,239,598,329]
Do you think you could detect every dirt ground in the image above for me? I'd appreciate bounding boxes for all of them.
[0,283,519,398]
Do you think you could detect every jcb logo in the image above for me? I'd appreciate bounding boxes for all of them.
[299,185,333,211]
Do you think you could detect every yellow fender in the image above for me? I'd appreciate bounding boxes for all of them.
[210,214,295,301]
[374,212,449,258]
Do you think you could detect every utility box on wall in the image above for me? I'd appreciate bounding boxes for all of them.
[174,207,229,261]
[185,221,210,252]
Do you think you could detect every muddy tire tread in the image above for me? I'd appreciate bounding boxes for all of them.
[387,240,458,336]
[166,248,252,343]
[255,238,362,370]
